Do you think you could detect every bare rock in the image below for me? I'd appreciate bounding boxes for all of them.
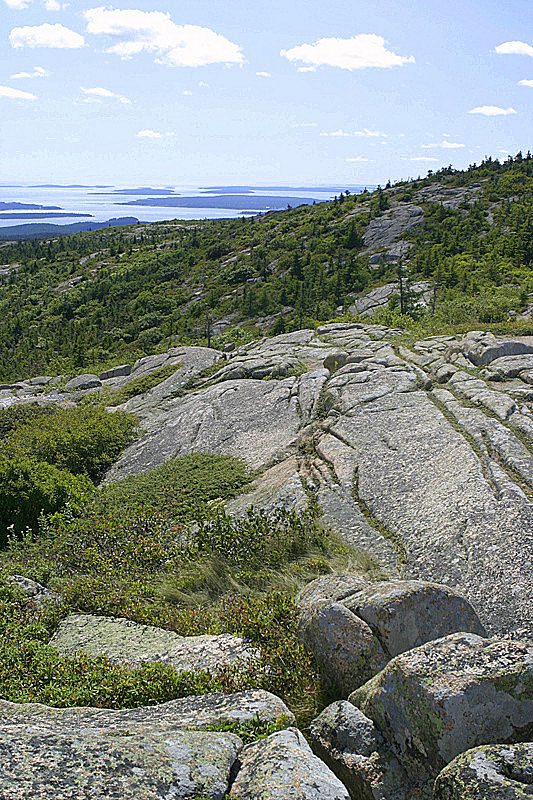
[49,614,257,672]
[64,373,102,391]
[433,742,533,799]
[229,727,351,799]
[351,632,533,788]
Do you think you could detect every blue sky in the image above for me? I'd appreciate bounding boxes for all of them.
[1,0,532,185]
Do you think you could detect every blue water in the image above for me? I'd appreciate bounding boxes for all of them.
[0,183,373,229]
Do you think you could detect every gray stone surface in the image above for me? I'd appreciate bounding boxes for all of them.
[64,373,102,391]
[0,696,261,799]
[351,632,533,787]
[298,600,388,696]
[49,614,257,672]
[433,742,533,799]
[8,575,62,608]
[105,377,302,481]
[100,363,132,380]
[229,727,351,799]
[296,574,370,609]
[309,700,408,800]
[342,580,486,658]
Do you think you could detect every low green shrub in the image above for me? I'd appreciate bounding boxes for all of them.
[104,362,181,406]
[0,457,92,545]
[0,405,137,482]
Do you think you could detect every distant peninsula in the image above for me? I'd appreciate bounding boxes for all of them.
[0,213,91,220]
[92,187,179,196]
[0,216,139,239]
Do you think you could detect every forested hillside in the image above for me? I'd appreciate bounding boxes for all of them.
[1,152,532,382]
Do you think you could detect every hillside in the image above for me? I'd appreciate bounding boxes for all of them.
[0,154,532,798]
[0,152,532,383]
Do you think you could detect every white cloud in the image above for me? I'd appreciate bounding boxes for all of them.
[10,23,84,49]
[292,122,318,127]
[10,65,50,79]
[346,156,370,162]
[320,129,352,137]
[422,140,465,149]
[410,156,439,162]
[3,0,66,8]
[496,41,533,57]
[81,86,130,103]
[85,7,244,67]
[469,105,517,116]
[519,79,533,87]
[198,81,208,87]
[281,34,414,70]
[354,128,387,137]
[0,84,36,100]
[256,71,271,77]
[297,66,316,72]
[183,89,192,95]
[137,129,174,138]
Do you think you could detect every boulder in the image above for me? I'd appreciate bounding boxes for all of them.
[342,580,486,658]
[229,727,351,799]
[49,614,257,672]
[298,600,388,696]
[452,332,533,367]
[99,364,132,380]
[351,633,533,786]
[64,373,102,391]
[296,574,370,609]
[434,742,533,799]
[323,352,348,372]
[8,575,62,608]
[309,700,408,800]
[0,697,243,799]
[484,354,533,380]
[28,376,53,386]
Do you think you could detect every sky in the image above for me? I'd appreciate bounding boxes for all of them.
[0,0,532,186]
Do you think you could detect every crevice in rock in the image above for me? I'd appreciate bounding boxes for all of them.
[351,466,407,566]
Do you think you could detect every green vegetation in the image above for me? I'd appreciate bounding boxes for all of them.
[0,445,369,724]
[104,362,181,406]
[1,152,531,382]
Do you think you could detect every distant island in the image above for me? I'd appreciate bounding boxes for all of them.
[92,188,179,196]
[118,194,316,210]
[0,202,62,211]
[0,213,91,220]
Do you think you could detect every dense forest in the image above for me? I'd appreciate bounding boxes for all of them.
[0,152,532,382]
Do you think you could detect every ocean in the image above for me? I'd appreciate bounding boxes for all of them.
[0,183,373,230]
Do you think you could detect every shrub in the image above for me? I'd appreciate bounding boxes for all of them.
[0,405,137,482]
[0,457,92,545]
[104,363,181,406]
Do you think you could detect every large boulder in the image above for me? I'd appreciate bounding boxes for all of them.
[296,574,370,609]
[298,600,388,696]
[342,580,486,657]
[350,633,533,787]
[433,742,533,799]
[450,331,533,367]
[229,727,351,799]
[309,700,408,800]
[49,614,257,672]
[64,373,102,391]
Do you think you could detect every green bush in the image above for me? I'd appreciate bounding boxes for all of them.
[104,363,181,406]
[0,457,92,544]
[0,405,137,482]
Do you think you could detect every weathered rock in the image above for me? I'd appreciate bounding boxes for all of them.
[105,377,302,481]
[100,363,132,380]
[342,580,486,658]
[64,373,102,391]
[298,600,388,696]
[296,574,370,609]
[348,281,431,318]
[351,632,533,787]
[309,700,408,800]
[451,331,533,367]
[484,354,533,380]
[225,456,308,517]
[433,742,533,799]
[8,575,62,607]
[49,614,257,672]
[362,204,425,251]
[28,375,53,386]
[0,697,245,799]
[229,727,351,799]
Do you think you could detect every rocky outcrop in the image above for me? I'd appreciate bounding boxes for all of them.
[0,690,294,800]
[433,742,533,799]
[49,614,257,672]
[348,281,431,317]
